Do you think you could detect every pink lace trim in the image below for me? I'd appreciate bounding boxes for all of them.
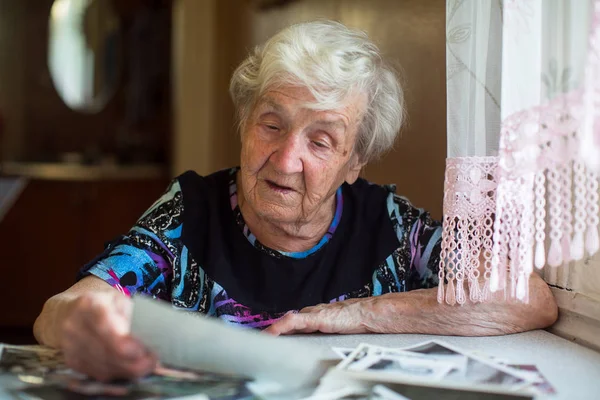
[489,90,600,301]
[439,1,600,304]
[438,157,498,305]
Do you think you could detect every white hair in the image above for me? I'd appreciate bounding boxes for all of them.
[229,20,405,163]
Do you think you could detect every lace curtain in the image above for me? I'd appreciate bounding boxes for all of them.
[439,0,600,305]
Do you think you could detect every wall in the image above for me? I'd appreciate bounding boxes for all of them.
[171,0,249,177]
[0,0,26,161]
[171,0,215,175]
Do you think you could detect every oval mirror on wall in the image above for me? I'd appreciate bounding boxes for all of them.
[48,0,122,113]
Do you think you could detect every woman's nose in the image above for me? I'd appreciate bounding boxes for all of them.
[269,133,303,174]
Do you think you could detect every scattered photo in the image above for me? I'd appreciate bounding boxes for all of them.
[12,384,160,400]
[331,348,354,359]
[336,343,371,371]
[398,341,469,374]
[506,365,556,395]
[366,356,453,381]
[372,381,534,400]
[399,341,535,387]
[11,371,255,400]
[337,344,454,381]
[0,345,67,376]
[2,344,256,400]
[369,384,411,400]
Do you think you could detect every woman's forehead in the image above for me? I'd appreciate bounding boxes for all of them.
[254,87,366,124]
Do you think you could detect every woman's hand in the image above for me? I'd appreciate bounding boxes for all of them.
[264,298,377,336]
[60,291,157,381]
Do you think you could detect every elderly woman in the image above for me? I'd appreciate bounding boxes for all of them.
[34,21,557,381]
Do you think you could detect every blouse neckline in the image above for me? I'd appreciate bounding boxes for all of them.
[228,168,343,259]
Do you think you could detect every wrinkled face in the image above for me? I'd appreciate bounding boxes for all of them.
[239,85,366,226]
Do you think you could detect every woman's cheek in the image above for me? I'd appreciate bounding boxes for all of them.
[243,146,269,174]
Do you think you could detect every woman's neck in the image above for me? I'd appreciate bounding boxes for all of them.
[237,178,336,254]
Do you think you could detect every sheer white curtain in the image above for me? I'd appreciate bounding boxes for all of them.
[440,0,600,305]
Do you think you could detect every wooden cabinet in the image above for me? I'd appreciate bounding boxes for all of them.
[0,177,168,343]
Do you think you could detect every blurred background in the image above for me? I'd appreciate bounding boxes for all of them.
[0,0,446,343]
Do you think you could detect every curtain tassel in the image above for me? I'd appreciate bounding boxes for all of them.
[586,226,600,256]
[437,280,445,303]
[445,279,456,305]
[469,277,481,303]
[456,278,466,305]
[547,239,563,267]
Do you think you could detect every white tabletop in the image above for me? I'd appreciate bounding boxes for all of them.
[1,330,598,399]
[292,330,600,400]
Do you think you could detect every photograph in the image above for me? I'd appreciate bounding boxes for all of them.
[337,344,454,381]
[506,365,556,396]
[331,347,354,359]
[12,372,256,400]
[336,343,372,371]
[363,355,454,381]
[398,341,535,387]
[2,344,256,400]
[12,384,161,400]
[0,345,67,376]
[397,341,469,376]
[369,384,411,400]
[376,381,535,400]
[364,345,465,377]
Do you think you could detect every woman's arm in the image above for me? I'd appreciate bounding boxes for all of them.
[265,273,558,336]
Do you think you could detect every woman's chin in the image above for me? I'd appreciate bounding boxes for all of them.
[254,205,302,226]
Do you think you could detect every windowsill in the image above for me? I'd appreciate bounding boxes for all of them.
[547,286,600,352]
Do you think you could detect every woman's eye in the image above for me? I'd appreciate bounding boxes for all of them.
[264,124,279,131]
[312,141,329,149]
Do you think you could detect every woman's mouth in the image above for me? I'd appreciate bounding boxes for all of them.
[266,180,294,193]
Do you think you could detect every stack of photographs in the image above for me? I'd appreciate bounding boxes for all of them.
[0,340,556,400]
[325,340,556,400]
[0,344,257,400]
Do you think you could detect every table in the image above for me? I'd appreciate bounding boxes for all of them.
[1,330,599,399]
[293,330,600,400]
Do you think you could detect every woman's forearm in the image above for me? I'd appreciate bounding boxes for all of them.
[266,273,559,336]
[363,273,558,336]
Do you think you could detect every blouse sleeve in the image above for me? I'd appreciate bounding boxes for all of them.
[77,179,184,301]
[387,192,443,291]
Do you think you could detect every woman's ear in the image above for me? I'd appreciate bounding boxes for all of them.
[344,155,366,185]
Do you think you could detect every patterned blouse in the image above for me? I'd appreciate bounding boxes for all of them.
[79,168,442,329]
